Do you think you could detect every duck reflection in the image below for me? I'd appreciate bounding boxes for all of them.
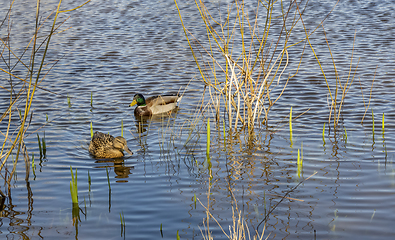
[133,107,179,134]
[94,158,134,182]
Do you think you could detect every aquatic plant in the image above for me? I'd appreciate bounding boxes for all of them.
[70,166,78,204]
[206,118,210,157]
[90,91,93,107]
[67,94,72,108]
[289,107,293,145]
[88,170,91,192]
[382,113,385,140]
[0,0,90,196]
[31,153,36,179]
[37,134,42,159]
[120,211,125,237]
[174,0,343,133]
[344,127,348,144]
[42,131,46,158]
[90,122,93,138]
[106,166,111,191]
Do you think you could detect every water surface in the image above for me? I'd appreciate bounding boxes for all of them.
[1,0,395,239]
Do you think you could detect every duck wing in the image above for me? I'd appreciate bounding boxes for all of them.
[146,95,180,107]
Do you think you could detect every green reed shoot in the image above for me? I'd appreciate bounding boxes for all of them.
[322,123,325,144]
[67,94,71,108]
[206,118,210,157]
[90,91,93,107]
[32,153,36,178]
[88,170,91,192]
[177,230,180,240]
[344,127,348,143]
[106,166,111,191]
[70,166,78,204]
[297,147,303,178]
[37,133,42,158]
[46,113,48,122]
[120,211,125,236]
[121,119,124,137]
[194,193,196,209]
[160,223,162,231]
[90,122,93,138]
[289,107,293,134]
[382,113,385,136]
[42,131,46,158]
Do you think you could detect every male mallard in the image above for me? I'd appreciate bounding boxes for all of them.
[129,93,181,116]
[89,131,133,158]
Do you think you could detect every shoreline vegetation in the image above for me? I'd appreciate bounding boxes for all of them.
[0,0,90,220]
[174,0,375,239]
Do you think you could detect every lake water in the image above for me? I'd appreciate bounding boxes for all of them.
[1,0,395,239]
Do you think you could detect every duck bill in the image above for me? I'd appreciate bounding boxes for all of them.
[129,100,137,107]
[124,146,133,156]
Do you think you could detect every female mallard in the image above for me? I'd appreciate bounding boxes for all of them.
[129,93,181,116]
[89,131,133,158]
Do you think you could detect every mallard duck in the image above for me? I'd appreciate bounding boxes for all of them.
[129,93,181,116]
[89,131,133,158]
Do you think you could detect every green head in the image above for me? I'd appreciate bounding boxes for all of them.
[129,94,146,107]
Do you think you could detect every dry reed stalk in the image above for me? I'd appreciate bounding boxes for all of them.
[0,0,90,193]
[174,0,317,133]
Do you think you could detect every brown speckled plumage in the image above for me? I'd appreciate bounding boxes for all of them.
[89,131,133,158]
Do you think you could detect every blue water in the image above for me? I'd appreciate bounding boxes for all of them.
[1,0,395,239]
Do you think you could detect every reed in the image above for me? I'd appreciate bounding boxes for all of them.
[42,131,46,158]
[90,122,93,138]
[88,170,91,192]
[67,94,72,108]
[382,113,384,133]
[322,123,326,144]
[174,0,316,133]
[289,107,293,143]
[344,127,348,143]
[177,230,180,240]
[70,166,78,204]
[106,166,111,191]
[90,91,93,107]
[0,0,91,192]
[120,211,125,237]
[297,149,301,178]
[32,153,36,179]
[382,113,385,140]
[206,118,210,157]
[37,134,43,159]
[194,193,197,209]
